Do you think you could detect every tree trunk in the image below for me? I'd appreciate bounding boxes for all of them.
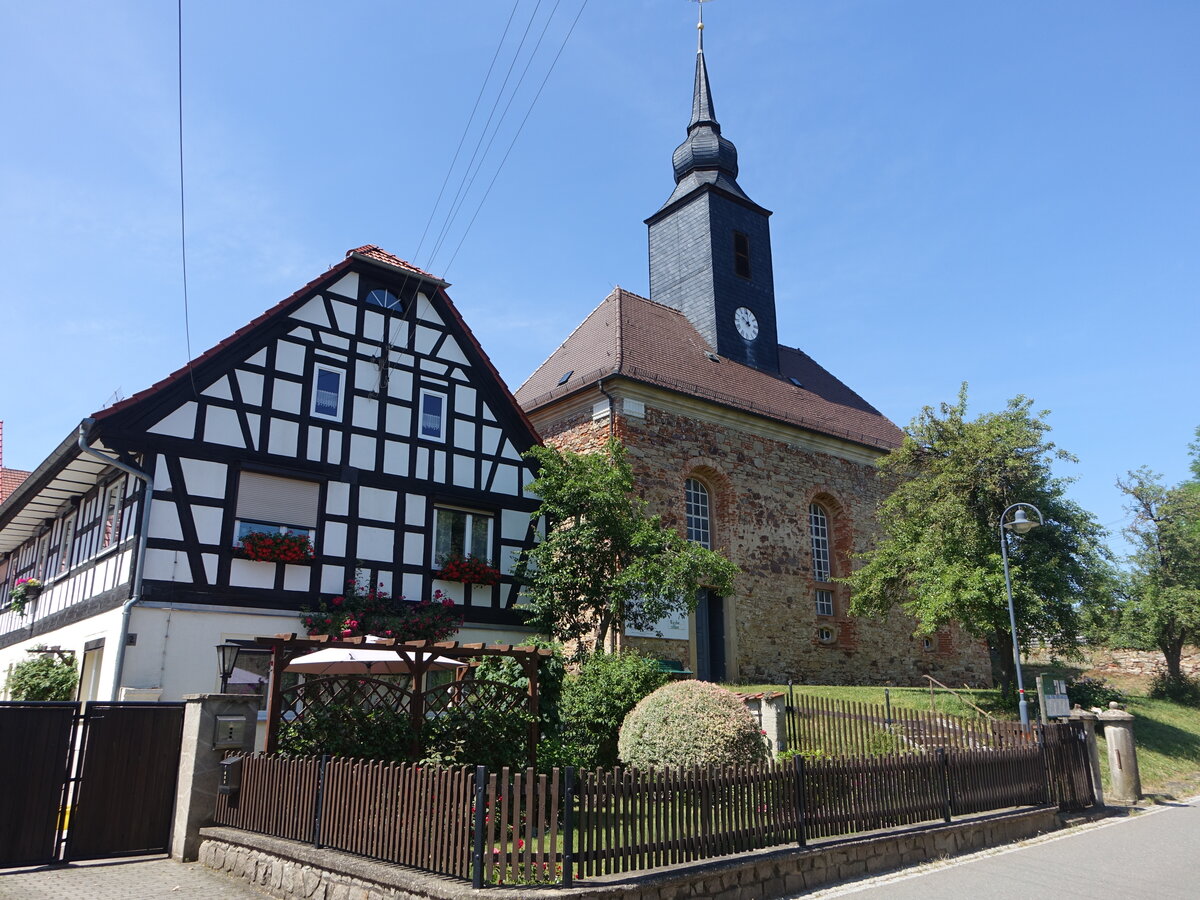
[989,632,1017,700]
[1162,638,1185,679]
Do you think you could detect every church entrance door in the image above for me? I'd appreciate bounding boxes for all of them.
[695,590,726,682]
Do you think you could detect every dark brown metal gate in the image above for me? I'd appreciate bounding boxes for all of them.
[0,701,185,866]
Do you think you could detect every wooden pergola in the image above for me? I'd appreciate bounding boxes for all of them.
[257,634,554,765]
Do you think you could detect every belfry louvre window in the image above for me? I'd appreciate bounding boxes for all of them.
[234,471,320,544]
[733,232,751,279]
[685,479,711,549]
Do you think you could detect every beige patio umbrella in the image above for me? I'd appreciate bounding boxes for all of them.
[284,646,467,675]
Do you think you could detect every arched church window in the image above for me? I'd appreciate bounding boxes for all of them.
[685,478,711,549]
[809,502,835,617]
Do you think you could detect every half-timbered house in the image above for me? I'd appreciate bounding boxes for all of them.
[0,246,542,704]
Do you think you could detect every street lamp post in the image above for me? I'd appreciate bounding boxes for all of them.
[1000,503,1043,729]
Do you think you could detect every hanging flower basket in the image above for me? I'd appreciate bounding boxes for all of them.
[9,577,43,616]
[236,532,315,564]
[436,553,501,586]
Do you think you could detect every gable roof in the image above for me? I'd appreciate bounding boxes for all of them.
[0,468,30,504]
[515,289,903,452]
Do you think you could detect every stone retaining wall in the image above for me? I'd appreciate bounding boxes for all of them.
[1027,645,1200,679]
[199,805,1073,900]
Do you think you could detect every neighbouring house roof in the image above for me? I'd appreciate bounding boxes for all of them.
[515,288,903,452]
[0,468,30,504]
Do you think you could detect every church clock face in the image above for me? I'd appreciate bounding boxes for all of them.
[734,307,759,341]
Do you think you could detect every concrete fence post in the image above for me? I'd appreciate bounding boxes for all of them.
[170,693,259,861]
[1097,702,1141,804]
[1068,706,1105,807]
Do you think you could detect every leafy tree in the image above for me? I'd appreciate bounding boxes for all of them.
[557,650,668,769]
[846,385,1111,697]
[5,651,78,701]
[517,437,737,649]
[1111,446,1200,679]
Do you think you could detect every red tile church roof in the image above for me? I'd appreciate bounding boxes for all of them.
[515,289,903,451]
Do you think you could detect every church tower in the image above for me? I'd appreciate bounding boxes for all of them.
[646,13,779,373]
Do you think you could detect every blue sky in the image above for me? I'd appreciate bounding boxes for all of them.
[2,2,1197,558]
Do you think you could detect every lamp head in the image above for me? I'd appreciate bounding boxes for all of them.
[1005,508,1039,536]
[216,643,241,678]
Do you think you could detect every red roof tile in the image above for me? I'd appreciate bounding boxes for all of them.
[0,468,31,504]
[516,289,903,451]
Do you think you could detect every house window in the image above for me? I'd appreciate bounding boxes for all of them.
[420,390,446,441]
[311,365,344,420]
[685,478,711,549]
[234,471,320,547]
[365,288,402,311]
[100,483,123,551]
[37,531,52,580]
[733,231,751,279]
[434,507,493,563]
[57,514,76,576]
[815,589,834,617]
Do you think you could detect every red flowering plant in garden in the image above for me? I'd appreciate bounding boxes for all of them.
[436,552,501,586]
[236,531,314,563]
[302,576,463,641]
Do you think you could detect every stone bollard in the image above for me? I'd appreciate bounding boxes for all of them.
[761,692,788,757]
[1097,702,1142,804]
[170,694,259,861]
[1068,705,1105,807]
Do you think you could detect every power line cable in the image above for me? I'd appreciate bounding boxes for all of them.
[177,0,198,400]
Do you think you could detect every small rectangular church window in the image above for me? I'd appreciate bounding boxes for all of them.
[815,589,834,617]
[733,232,751,279]
[420,389,447,441]
[312,366,344,420]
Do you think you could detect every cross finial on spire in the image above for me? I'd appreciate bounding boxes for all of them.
[693,0,714,53]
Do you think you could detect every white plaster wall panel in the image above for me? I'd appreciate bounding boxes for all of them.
[323,521,347,557]
[359,487,397,522]
[483,404,497,422]
[353,395,379,429]
[438,336,469,366]
[202,553,218,583]
[192,506,224,544]
[330,299,357,335]
[386,322,409,349]
[268,418,299,457]
[148,501,184,541]
[385,403,411,437]
[350,434,376,469]
[453,454,475,489]
[387,369,413,402]
[202,407,244,448]
[454,386,477,415]
[245,413,261,450]
[320,333,350,350]
[499,546,521,576]
[238,370,264,406]
[420,359,449,375]
[325,434,341,466]
[522,469,537,492]
[180,458,228,498]
[357,526,394,562]
[500,439,522,462]
[289,326,314,342]
[415,293,442,324]
[148,401,198,439]
[414,325,440,356]
[432,580,464,603]
[246,348,268,367]
[0,608,124,702]
[229,559,276,589]
[284,565,309,592]
[501,509,529,541]
[355,358,379,391]
[493,464,519,496]
[326,481,350,516]
[416,447,430,481]
[383,441,410,476]
[482,426,502,456]
[307,427,322,461]
[433,450,446,483]
[402,532,424,566]
[143,548,181,581]
[404,494,426,527]
[362,309,385,342]
[452,422,477,451]
[273,379,303,415]
[290,295,332,328]
[321,564,344,593]
[275,341,306,376]
[328,272,359,300]
[402,572,422,601]
[203,376,233,401]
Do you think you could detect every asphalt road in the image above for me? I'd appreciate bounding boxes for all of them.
[797,798,1200,899]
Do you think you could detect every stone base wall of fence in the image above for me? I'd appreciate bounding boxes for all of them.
[199,806,1077,900]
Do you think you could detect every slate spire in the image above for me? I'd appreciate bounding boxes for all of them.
[671,11,740,187]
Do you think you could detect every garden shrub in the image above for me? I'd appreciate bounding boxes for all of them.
[557,650,668,770]
[1066,675,1124,710]
[618,680,769,769]
[421,701,534,771]
[1149,672,1200,707]
[5,652,78,701]
[470,639,567,771]
[276,702,415,762]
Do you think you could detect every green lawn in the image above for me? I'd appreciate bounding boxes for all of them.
[732,680,1200,800]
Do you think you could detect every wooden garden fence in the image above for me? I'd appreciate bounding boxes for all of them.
[213,727,1091,888]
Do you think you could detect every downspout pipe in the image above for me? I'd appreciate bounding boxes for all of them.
[77,418,154,701]
[597,379,616,439]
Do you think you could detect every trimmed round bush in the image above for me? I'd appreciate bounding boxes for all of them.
[618,680,769,769]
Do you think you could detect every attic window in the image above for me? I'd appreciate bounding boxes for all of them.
[705,352,721,363]
[557,370,574,386]
[365,289,403,311]
[788,377,804,388]
[733,232,751,279]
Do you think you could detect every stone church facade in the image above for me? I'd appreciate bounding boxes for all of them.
[517,28,991,687]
